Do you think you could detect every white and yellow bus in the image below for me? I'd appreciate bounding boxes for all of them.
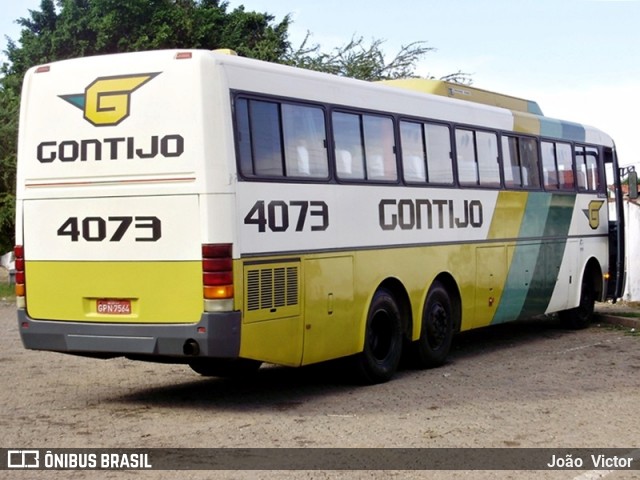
[15,49,632,383]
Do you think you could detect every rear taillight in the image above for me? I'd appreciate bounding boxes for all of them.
[14,245,25,298]
[202,244,233,300]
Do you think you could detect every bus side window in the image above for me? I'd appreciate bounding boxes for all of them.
[236,97,329,180]
[364,115,397,181]
[576,145,601,192]
[556,142,574,190]
[249,100,284,177]
[585,147,601,191]
[519,137,540,189]
[400,121,453,185]
[333,111,396,182]
[236,98,254,175]
[425,123,454,184]
[476,131,500,187]
[400,121,427,183]
[503,135,540,189]
[455,129,477,186]
[333,112,365,180]
[502,136,520,188]
[282,104,329,178]
[235,98,283,177]
[542,141,559,190]
[575,146,586,190]
[542,140,574,191]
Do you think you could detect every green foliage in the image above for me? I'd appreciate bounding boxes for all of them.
[0,70,20,253]
[4,0,290,80]
[284,33,471,83]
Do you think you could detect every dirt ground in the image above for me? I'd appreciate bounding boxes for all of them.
[1,299,639,480]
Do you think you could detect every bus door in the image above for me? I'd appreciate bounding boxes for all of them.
[604,146,626,300]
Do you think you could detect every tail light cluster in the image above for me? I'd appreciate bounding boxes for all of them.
[14,245,25,298]
[202,244,234,300]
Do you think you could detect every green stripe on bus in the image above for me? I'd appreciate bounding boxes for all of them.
[491,193,576,324]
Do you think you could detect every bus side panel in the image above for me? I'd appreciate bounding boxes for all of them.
[239,319,304,367]
[301,255,357,365]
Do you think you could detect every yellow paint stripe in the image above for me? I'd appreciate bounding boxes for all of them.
[513,111,541,135]
[487,191,528,240]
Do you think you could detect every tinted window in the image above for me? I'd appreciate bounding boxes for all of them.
[333,111,397,182]
[456,128,500,187]
[237,97,329,179]
[542,140,574,191]
[400,121,453,184]
[575,145,601,191]
[502,135,540,189]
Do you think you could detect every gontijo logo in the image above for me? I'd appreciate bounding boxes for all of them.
[583,200,605,230]
[59,73,160,127]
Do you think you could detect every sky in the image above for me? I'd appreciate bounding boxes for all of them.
[1,0,639,170]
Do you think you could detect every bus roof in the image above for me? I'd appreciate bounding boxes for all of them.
[379,78,544,116]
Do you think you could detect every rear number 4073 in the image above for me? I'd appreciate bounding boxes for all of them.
[57,216,162,242]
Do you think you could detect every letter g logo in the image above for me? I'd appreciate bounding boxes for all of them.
[59,72,160,127]
[582,200,605,230]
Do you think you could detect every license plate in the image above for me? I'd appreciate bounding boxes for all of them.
[97,299,132,315]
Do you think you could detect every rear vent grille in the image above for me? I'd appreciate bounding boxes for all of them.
[246,265,299,311]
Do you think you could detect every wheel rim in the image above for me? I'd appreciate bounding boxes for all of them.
[368,309,395,361]
[426,302,449,350]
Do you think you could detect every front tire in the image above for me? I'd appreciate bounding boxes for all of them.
[559,274,596,329]
[351,288,403,384]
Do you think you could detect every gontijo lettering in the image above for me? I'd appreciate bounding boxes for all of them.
[379,198,483,231]
[37,135,184,163]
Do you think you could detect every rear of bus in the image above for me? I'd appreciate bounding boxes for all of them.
[15,50,241,363]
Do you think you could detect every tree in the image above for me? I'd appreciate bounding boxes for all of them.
[284,33,471,83]
[3,0,290,80]
[0,76,19,253]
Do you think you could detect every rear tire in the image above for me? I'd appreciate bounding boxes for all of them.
[559,274,596,330]
[410,281,454,368]
[189,358,262,377]
[351,288,403,384]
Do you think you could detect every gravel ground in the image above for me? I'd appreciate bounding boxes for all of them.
[1,300,639,480]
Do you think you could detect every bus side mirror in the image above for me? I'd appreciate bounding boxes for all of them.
[629,170,639,200]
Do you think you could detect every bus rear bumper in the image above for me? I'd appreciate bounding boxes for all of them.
[17,309,241,360]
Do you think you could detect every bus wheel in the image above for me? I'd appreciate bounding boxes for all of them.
[559,274,595,329]
[352,288,403,384]
[189,358,262,377]
[410,281,454,368]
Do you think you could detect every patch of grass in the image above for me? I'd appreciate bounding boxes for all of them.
[610,312,640,318]
[0,282,15,300]
[600,323,639,337]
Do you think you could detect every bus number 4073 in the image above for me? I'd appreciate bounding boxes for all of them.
[244,200,329,233]
[57,216,162,242]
